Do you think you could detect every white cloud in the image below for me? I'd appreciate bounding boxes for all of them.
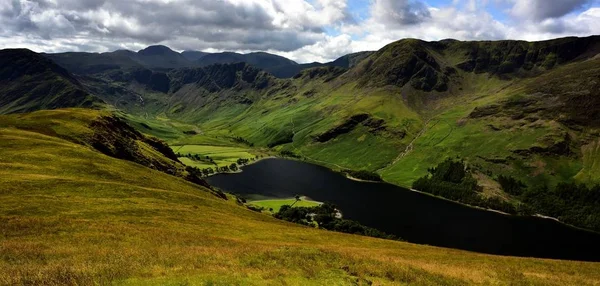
[341,4,507,54]
[504,7,600,40]
[370,0,431,27]
[509,0,590,21]
[275,34,353,63]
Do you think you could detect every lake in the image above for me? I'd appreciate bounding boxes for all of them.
[207,158,600,261]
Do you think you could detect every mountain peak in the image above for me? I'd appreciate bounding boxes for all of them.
[138,45,176,56]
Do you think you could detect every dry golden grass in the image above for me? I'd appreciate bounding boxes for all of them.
[1,109,600,285]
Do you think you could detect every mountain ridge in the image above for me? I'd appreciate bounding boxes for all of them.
[44,46,374,79]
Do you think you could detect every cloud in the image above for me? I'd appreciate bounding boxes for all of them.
[276,34,354,63]
[370,0,431,27]
[504,7,600,40]
[343,4,507,53]
[509,0,591,21]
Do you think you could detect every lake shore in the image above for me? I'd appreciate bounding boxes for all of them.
[200,155,277,177]
[210,157,591,234]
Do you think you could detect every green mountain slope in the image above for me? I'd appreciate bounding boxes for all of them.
[0,49,103,114]
[1,108,600,285]
[84,36,600,192]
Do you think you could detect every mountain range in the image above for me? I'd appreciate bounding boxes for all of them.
[44,45,373,78]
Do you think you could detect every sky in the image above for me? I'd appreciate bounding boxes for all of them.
[1,0,599,63]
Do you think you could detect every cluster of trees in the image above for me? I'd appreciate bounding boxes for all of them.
[232,136,254,147]
[274,203,399,240]
[186,165,215,177]
[497,175,526,196]
[342,169,382,182]
[177,152,260,176]
[415,158,600,232]
[183,161,243,176]
[177,152,216,165]
[518,183,600,231]
[279,150,300,158]
[413,159,517,214]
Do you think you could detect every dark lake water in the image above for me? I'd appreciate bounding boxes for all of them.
[207,158,600,261]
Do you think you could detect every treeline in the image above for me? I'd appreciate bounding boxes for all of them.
[341,169,382,182]
[414,158,600,232]
[520,182,600,231]
[496,175,600,231]
[186,165,215,177]
[412,159,518,214]
[274,203,399,240]
[178,153,257,177]
[232,136,254,147]
[279,150,301,158]
[177,152,216,165]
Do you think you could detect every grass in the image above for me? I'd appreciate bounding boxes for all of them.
[249,198,322,213]
[2,109,600,285]
[575,139,600,184]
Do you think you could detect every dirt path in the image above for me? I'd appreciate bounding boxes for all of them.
[376,118,436,173]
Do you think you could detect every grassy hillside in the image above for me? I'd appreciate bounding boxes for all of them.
[2,108,600,285]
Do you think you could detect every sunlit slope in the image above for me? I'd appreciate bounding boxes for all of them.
[1,109,600,285]
[383,56,600,187]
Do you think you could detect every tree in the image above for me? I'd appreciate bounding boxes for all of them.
[497,175,526,196]
[229,163,238,171]
[290,195,301,207]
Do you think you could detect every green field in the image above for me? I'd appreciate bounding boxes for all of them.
[249,198,322,213]
[173,145,259,169]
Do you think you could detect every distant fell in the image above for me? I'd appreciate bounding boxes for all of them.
[0,49,103,114]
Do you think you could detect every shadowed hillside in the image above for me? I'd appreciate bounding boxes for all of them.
[0,49,103,114]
